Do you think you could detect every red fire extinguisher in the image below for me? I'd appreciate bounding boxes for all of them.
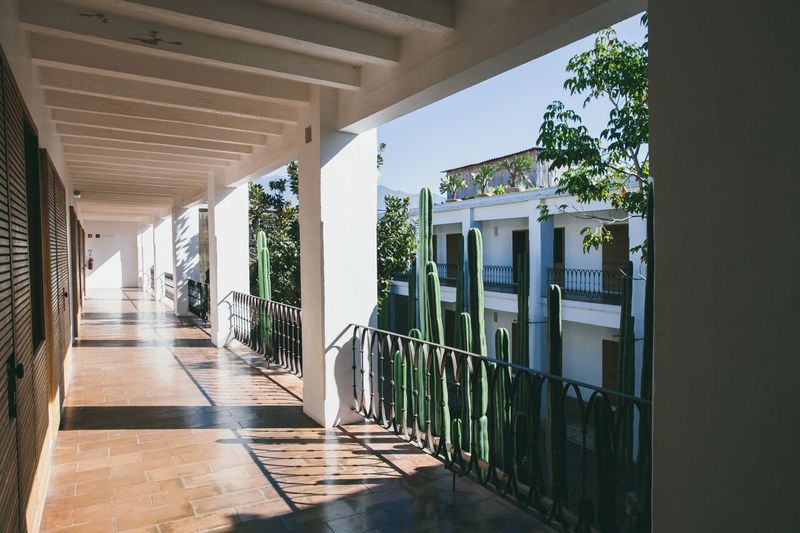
[88,257,94,270]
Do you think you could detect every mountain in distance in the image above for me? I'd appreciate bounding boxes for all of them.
[377,185,444,211]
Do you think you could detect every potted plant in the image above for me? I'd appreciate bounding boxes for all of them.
[439,172,467,201]
[491,185,505,196]
[472,164,498,197]
[501,154,533,192]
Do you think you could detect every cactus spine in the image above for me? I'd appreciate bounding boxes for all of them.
[516,251,530,366]
[256,230,272,355]
[546,285,567,504]
[467,228,489,463]
[425,261,450,455]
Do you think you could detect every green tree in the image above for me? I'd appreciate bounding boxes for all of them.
[536,14,649,253]
[249,172,300,306]
[376,195,417,328]
[472,164,498,195]
[501,154,533,189]
[439,172,467,198]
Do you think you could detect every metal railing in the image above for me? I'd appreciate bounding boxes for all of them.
[397,263,517,293]
[148,267,155,292]
[163,272,174,301]
[351,325,651,532]
[231,291,303,375]
[187,279,210,324]
[547,268,625,304]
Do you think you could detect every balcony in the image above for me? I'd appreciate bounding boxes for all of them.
[398,264,517,293]
[547,268,625,305]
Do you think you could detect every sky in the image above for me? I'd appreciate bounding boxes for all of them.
[259,13,646,194]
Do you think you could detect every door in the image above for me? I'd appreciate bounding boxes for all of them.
[445,233,461,282]
[602,224,629,273]
[602,340,620,391]
[552,227,565,286]
[511,230,528,282]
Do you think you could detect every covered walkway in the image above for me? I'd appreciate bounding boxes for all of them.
[40,289,549,532]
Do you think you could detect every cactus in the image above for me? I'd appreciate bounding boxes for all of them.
[425,261,450,456]
[467,228,489,464]
[454,234,466,345]
[256,230,272,356]
[407,262,416,333]
[594,394,616,531]
[617,260,635,464]
[416,188,433,340]
[493,328,512,477]
[516,251,530,366]
[392,346,407,432]
[546,285,567,505]
[408,328,424,435]
[452,312,473,457]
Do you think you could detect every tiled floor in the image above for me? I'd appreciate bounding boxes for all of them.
[41,288,551,532]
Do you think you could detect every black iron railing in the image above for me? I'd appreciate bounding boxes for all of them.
[397,263,517,293]
[188,279,210,324]
[163,272,174,301]
[148,267,155,292]
[548,268,625,304]
[231,291,303,376]
[351,325,651,532]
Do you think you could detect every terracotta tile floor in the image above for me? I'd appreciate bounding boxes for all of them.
[41,288,551,532]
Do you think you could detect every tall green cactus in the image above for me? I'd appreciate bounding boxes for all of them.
[407,261,416,333]
[617,260,635,464]
[256,230,272,355]
[516,252,530,366]
[467,228,489,463]
[493,328,512,477]
[416,188,433,340]
[453,312,472,456]
[454,234,466,345]
[425,261,450,456]
[546,285,567,504]
[408,328,424,435]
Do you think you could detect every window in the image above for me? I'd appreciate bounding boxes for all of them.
[553,228,565,265]
[25,120,45,354]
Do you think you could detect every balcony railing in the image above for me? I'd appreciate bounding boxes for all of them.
[548,268,625,304]
[187,279,210,324]
[148,267,155,292]
[231,291,303,376]
[397,263,517,293]
[351,325,651,532]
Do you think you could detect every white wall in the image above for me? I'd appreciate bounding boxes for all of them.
[484,309,516,359]
[84,221,139,289]
[562,321,618,389]
[482,217,527,266]
[554,213,603,271]
[431,223,461,264]
[153,215,174,299]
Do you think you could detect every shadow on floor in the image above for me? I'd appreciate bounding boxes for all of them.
[75,338,215,348]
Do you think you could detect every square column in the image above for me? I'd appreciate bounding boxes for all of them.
[299,87,377,427]
[529,215,553,370]
[140,221,155,292]
[154,215,174,302]
[172,204,201,316]
[628,215,646,396]
[207,171,249,347]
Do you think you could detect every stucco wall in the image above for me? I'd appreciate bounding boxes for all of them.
[85,221,139,289]
[481,217,528,267]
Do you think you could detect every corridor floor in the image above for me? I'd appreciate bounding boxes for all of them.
[40,289,550,532]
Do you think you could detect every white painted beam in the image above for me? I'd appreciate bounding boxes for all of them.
[51,108,274,144]
[105,0,399,65]
[67,162,207,179]
[56,124,253,154]
[63,145,235,166]
[64,154,216,172]
[46,90,286,134]
[60,136,242,161]
[316,0,455,31]
[31,33,311,103]
[71,173,205,186]
[21,0,362,89]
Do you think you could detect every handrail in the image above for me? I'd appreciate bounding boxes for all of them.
[187,279,210,324]
[398,263,517,293]
[350,323,651,532]
[548,267,625,304]
[231,291,302,376]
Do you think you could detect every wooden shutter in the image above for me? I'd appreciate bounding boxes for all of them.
[4,59,38,527]
[0,52,20,533]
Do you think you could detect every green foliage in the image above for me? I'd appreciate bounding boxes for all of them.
[377,195,416,322]
[377,142,387,169]
[249,181,299,306]
[501,154,533,189]
[491,185,505,196]
[439,172,467,198]
[471,164,498,195]
[536,14,649,252]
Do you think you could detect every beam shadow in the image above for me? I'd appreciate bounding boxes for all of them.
[74,338,215,348]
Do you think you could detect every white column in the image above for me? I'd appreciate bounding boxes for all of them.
[207,170,249,347]
[529,214,553,370]
[141,221,155,293]
[172,204,200,316]
[628,214,646,396]
[299,87,377,427]
[154,215,174,301]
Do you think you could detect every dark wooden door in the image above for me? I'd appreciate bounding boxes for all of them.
[445,233,461,266]
[602,340,620,391]
[0,52,21,533]
[602,224,629,272]
[512,230,528,282]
